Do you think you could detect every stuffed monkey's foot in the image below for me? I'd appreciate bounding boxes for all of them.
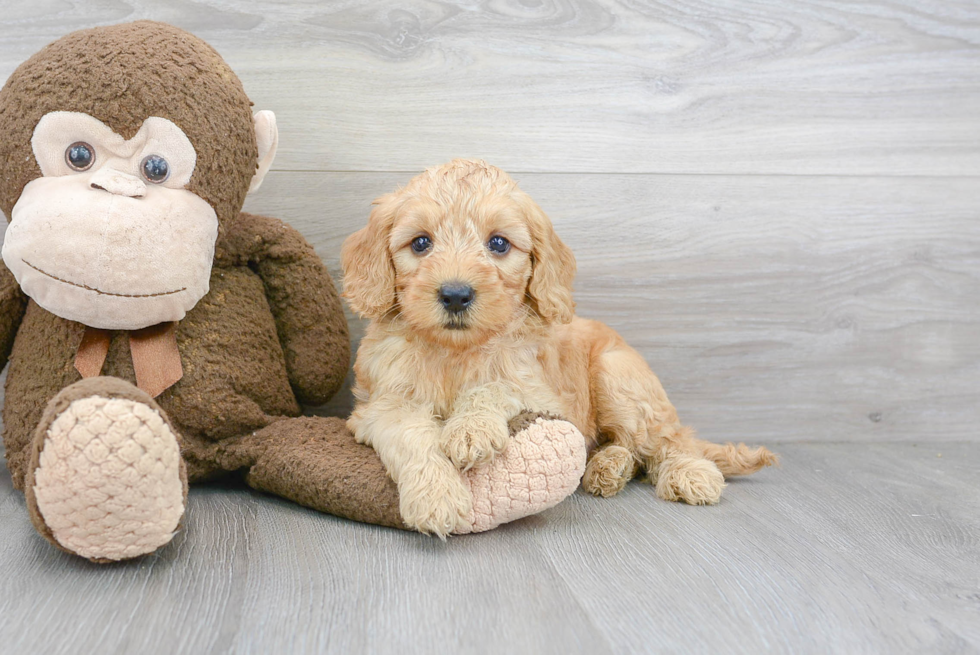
[25,378,187,562]
[454,413,587,534]
[240,414,585,536]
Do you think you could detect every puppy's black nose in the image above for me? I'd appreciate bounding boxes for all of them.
[439,283,475,314]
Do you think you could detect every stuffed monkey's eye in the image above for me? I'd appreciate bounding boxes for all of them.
[487,235,511,255]
[411,235,432,254]
[141,154,170,183]
[65,142,95,171]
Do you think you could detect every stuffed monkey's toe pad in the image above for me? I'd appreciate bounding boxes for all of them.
[454,416,587,534]
[31,395,185,561]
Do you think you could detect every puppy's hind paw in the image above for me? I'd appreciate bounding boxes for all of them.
[651,455,726,505]
[441,414,510,470]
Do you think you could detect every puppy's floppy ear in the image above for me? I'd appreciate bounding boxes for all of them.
[341,193,399,318]
[521,193,576,324]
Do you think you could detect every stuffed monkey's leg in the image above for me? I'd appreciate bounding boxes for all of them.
[240,413,586,534]
[25,377,187,562]
[240,416,408,530]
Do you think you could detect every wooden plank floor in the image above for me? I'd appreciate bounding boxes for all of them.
[1,442,978,654]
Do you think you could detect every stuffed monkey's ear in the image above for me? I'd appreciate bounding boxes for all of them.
[523,193,577,324]
[341,194,399,319]
[248,110,278,194]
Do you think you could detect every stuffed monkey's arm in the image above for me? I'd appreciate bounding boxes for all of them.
[215,212,350,405]
[0,258,27,365]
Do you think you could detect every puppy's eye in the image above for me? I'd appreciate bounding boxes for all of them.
[487,235,511,255]
[411,235,432,254]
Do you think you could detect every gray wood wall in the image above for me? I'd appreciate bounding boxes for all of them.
[1,0,977,443]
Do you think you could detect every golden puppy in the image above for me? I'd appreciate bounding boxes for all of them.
[342,159,776,537]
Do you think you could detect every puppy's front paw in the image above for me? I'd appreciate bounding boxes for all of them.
[441,414,511,470]
[399,462,472,538]
[583,445,639,498]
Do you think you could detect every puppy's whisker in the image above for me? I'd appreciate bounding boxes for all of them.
[377,303,403,322]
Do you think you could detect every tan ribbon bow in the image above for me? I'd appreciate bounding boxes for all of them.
[74,322,183,398]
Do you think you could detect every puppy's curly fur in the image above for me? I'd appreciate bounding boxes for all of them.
[342,159,776,537]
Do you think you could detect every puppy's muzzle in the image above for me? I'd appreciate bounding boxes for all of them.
[438,282,475,316]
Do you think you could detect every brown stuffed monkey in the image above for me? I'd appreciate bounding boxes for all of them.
[0,20,367,561]
[0,21,587,561]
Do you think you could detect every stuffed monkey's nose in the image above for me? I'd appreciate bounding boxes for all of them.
[89,168,146,198]
[439,283,475,314]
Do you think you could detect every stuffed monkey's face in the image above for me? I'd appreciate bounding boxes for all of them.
[2,111,219,330]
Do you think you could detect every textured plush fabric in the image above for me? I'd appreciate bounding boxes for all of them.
[3,111,219,330]
[242,416,407,529]
[0,264,26,364]
[242,412,586,534]
[4,172,218,329]
[0,21,257,233]
[24,377,189,563]
[1,211,349,490]
[31,396,185,561]
[214,211,351,405]
[458,416,587,534]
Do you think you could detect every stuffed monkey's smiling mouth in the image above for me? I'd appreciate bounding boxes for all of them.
[22,259,187,298]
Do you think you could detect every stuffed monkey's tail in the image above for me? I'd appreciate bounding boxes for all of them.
[696,440,779,477]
